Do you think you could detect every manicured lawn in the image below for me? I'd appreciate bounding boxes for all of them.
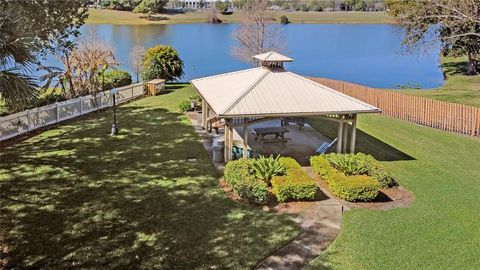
[0,84,301,268]
[306,114,480,269]
[87,8,395,25]
[398,57,480,108]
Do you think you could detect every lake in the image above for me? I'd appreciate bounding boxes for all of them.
[52,23,444,89]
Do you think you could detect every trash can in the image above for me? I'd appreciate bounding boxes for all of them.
[212,138,225,163]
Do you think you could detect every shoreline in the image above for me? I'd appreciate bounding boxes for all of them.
[86,9,397,25]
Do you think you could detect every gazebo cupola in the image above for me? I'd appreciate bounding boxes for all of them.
[252,51,293,70]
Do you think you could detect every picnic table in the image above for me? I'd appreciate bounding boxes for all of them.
[252,126,289,143]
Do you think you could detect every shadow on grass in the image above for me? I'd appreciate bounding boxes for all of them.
[443,60,469,76]
[307,117,415,161]
[0,97,299,268]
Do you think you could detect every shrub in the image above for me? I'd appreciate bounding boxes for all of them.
[102,70,132,90]
[224,159,267,204]
[310,155,380,202]
[142,45,184,82]
[324,153,369,175]
[133,0,166,13]
[310,155,337,181]
[251,155,286,184]
[328,175,379,202]
[271,171,317,202]
[280,15,289,24]
[214,1,229,14]
[178,100,191,112]
[271,157,318,202]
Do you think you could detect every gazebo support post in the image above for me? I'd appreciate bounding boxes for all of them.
[336,116,344,153]
[224,119,233,162]
[242,118,249,159]
[342,121,349,153]
[350,114,357,153]
[201,100,207,129]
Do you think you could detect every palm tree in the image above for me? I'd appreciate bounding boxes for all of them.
[0,7,38,111]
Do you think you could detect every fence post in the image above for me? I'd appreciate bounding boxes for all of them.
[26,110,31,131]
[131,84,134,99]
[56,102,60,123]
[80,97,83,115]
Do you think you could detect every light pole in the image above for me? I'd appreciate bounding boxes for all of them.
[111,88,119,135]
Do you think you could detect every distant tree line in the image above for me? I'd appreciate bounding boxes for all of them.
[234,0,386,12]
[92,0,169,13]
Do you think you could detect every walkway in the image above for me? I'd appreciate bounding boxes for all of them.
[256,167,343,270]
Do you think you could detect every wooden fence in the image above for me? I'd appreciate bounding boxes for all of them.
[0,83,145,141]
[309,77,480,137]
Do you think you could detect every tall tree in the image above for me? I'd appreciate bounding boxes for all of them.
[0,8,38,111]
[386,0,480,75]
[0,0,88,110]
[232,0,286,64]
[129,43,146,83]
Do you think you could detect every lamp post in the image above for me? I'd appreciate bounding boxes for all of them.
[111,87,119,135]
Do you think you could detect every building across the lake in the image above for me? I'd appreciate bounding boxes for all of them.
[168,0,232,9]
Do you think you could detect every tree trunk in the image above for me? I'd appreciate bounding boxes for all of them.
[466,52,478,76]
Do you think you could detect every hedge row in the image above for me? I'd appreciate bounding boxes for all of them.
[224,159,268,204]
[271,157,318,203]
[310,155,379,202]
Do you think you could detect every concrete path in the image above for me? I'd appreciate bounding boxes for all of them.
[256,167,343,270]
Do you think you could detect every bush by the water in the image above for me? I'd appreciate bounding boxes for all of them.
[224,159,268,204]
[280,15,289,24]
[142,45,184,82]
[102,70,132,90]
[271,157,318,202]
[310,155,380,201]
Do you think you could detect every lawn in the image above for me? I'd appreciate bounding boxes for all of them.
[0,84,301,269]
[398,57,480,108]
[86,8,395,25]
[305,114,480,269]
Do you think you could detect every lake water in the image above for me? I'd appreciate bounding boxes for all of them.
[51,23,444,88]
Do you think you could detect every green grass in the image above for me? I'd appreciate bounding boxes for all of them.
[305,115,480,269]
[398,57,480,108]
[86,8,395,25]
[0,84,301,269]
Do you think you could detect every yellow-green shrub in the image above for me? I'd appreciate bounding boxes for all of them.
[271,158,318,202]
[224,159,268,204]
[310,155,380,202]
[329,175,380,202]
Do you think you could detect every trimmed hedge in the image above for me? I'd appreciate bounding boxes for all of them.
[271,157,318,202]
[102,70,132,90]
[224,159,268,204]
[322,153,397,188]
[310,155,380,202]
[329,174,380,202]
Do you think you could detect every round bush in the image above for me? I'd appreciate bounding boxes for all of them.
[102,70,132,90]
[142,45,184,82]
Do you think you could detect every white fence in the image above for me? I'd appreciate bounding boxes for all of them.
[0,83,144,141]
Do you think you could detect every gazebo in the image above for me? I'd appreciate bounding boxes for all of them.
[191,52,381,162]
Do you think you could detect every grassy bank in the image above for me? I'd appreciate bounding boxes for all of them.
[0,85,301,268]
[398,57,480,108]
[305,114,480,269]
[86,8,395,25]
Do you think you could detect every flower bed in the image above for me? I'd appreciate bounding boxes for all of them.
[223,156,318,204]
[310,153,397,202]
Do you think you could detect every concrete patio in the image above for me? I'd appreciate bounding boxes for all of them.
[187,111,332,167]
